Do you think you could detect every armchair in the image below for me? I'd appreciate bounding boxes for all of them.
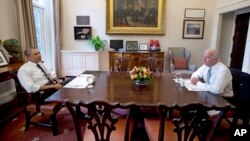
[167,47,197,74]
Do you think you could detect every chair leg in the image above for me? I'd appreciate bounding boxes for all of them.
[25,111,31,131]
[51,113,58,136]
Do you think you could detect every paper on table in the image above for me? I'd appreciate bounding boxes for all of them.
[64,74,94,88]
[184,79,207,91]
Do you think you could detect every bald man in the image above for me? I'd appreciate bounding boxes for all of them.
[190,49,233,97]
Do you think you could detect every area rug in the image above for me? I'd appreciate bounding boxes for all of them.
[0,107,78,141]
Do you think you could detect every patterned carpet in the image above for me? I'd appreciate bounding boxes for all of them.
[0,107,78,141]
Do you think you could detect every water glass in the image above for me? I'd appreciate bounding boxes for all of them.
[87,76,94,94]
[179,78,185,87]
[175,72,182,82]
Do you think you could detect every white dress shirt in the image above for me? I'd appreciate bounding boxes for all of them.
[191,62,233,97]
[17,61,56,93]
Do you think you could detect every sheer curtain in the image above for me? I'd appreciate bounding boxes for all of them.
[14,0,37,61]
[53,0,62,77]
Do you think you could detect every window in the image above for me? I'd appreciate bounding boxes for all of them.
[33,0,55,72]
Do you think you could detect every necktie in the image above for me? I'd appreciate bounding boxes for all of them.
[37,64,54,84]
[206,67,211,84]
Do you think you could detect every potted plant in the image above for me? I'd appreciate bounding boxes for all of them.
[89,36,105,51]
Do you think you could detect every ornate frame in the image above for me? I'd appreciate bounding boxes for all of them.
[106,0,166,35]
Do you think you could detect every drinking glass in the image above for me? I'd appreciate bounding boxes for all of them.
[87,77,94,94]
[175,72,182,82]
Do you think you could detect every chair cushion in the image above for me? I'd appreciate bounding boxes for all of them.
[172,57,188,69]
[26,102,62,114]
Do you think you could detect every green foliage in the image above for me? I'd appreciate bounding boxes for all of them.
[2,39,22,58]
[3,39,19,48]
[89,36,105,51]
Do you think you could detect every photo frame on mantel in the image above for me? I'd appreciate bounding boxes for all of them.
[126,41,138,51]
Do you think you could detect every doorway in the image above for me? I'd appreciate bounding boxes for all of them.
[230,13,250,70]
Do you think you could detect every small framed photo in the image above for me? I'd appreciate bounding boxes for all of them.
[126,41,138,51]
[139,43,148,51]
[74,26,91,40]
[0,50,8,66]
[76,16,90,25]
[184,8,205,19]
[183,20,205,39]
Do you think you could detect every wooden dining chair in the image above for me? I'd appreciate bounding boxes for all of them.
[139,57,163,73]
[12,71,63,136]
[110,57,134,72]
[144,103,230,141]
[65,100,136,141]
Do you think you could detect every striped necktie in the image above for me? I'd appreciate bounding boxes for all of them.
[206,67,211,84]
[37,64,54,84]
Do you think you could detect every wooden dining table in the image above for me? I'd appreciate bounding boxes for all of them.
[46,71,233,109]
[46,71,234,140]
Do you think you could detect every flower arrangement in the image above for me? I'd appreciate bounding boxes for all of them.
[129,66,153,81]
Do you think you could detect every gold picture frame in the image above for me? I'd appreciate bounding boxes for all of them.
[106,0,166,35]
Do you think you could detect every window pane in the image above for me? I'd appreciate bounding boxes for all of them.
[33,7,44,56]
[33,0,43,7]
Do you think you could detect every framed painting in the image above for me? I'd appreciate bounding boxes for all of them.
[0,50,8,66]
[74,26,92,40]
[106,0,166,35]
[184,8,205,19]
[183,20,205,39]
[126,41,138,51]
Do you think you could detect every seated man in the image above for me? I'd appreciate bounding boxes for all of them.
[18,48,69,98]
[191,49,233,116]
[190,49,233,97]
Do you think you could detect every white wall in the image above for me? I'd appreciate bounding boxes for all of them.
[61,0,217,71]
[218,12,234,65]
[0,0,18,40]
[0,0,18,105]
[216,0,248,8]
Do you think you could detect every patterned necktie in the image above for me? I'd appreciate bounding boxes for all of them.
[206,67,211,84]
[37,64,53,84]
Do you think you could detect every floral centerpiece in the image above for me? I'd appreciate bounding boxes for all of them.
[129,66,153,85]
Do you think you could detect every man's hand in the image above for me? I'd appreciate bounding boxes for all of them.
[191,77,199,85]
[55,79,63,83]
[40,83,63,91]
[53,83,63,89]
